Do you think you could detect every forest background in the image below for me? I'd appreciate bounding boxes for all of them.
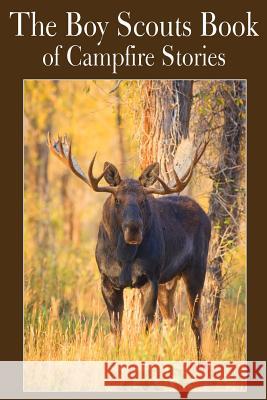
[24,79,246,360]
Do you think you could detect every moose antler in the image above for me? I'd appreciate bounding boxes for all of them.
[88,153,117,193]
[47,133,116,194]
[144,138,209,195]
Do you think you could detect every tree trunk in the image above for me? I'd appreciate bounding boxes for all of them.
[140,80,193,179]
[207,80,246,337]
[138,80,194,319]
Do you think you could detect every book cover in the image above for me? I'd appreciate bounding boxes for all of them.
[1,1,266,399]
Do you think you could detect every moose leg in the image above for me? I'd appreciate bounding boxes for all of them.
[183,272,204,360]
[140,279,158,331]
[101,275,124,337]
[158,276,179,322]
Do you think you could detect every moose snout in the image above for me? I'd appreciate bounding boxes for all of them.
[122,220,143,245]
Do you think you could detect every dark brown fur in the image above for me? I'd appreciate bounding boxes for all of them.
[96,168,211,360]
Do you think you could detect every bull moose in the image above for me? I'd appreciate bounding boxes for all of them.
[48,133,211,359]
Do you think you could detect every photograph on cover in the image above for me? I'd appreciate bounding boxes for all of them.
[24,79,246,361]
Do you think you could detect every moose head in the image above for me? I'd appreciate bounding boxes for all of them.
[47,133,208,247]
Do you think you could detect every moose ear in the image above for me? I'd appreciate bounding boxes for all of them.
[103,162,121,186]
[139,162,159,187]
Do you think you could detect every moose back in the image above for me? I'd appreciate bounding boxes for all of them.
[48,133,211,359]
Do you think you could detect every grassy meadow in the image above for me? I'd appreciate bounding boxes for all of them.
[24,80,246,361]
[24,237,246,360]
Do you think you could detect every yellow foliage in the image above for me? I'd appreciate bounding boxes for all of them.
[24,79,246,361]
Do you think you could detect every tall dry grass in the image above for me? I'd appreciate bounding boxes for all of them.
[24,296,245,361]
[24,241,246,361]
